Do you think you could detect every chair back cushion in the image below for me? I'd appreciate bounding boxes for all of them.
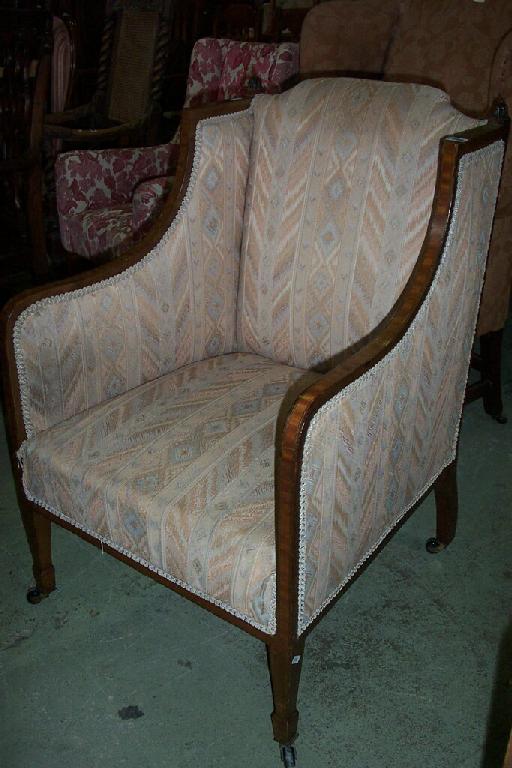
[300,0,400,75]
[217,40,299,100]
[184,38,299,110]
[236,78,479,368]
[385,0,512,115]
[107,9,159,123]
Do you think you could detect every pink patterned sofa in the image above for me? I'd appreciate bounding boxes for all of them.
[55,37,299,259]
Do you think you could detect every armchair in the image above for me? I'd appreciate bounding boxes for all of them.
[300,0,512,422]
[55,36,299,260]
[1,78,506,766]
[44,0,171,148]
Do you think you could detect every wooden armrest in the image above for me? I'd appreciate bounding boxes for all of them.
[273,116,509,639]
[44,103,91,125]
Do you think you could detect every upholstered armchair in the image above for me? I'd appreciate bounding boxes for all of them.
[300,0,512,423]
[1,79,506,766]
[55,36,299,260]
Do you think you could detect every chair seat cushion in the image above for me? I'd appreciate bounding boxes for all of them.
[19,353,311,633]
[62,204,134,259]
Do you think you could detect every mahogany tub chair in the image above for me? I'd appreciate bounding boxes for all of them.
[54,36,299,261]
[44,0,171,148]
[1,78,506,766]
[300,0,512,423]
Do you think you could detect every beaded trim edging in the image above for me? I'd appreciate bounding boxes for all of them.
[297,141,504,635]
[13,105,255,441]
[19,476,276,636]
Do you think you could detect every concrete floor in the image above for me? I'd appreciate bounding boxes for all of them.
[1,325,511,768]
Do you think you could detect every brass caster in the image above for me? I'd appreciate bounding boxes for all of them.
[280,744,297,767]
[425,537,446,554]
[26,587,49,604]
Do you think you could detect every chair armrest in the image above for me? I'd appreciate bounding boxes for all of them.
[1,99,252,448]
[44,102,90,125]
[132,175,175,231]
[274,121,507,638]
[44,119,139,143]
[55,144,178,216]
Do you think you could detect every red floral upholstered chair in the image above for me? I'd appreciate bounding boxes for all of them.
[300,0,512,423]
[55,37,299,260]
[2,78,506,766]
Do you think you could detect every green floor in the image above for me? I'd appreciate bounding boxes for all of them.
[1,326,511,768]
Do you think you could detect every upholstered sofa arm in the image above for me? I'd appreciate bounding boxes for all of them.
[276,133,505,636]
[4,103,253,442]
[55,143,178,216]
[132,175,175,231]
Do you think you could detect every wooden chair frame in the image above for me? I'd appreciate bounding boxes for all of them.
[44,3,170,146]
[1,90,508,764]
[0,8,51,279]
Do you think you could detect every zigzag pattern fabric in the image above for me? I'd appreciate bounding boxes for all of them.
[298,143,504,631]
[237,78,479,368]
[15,111,253,438]
[13,79,504,637]
[19,354,314,633]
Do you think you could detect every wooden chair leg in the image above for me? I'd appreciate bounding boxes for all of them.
[426,460,458,554]
[480,329,507,424]
[26,165,49,280]
[267,639,305,766]
[21,504,56,603]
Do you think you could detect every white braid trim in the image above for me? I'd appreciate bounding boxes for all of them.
[13,105,255,440]
[20,480,276,636]
[297,141,505,635]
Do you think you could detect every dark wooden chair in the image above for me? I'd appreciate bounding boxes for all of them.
[1,78,507,767]
[44,0,171,147]
[0,6,52,279]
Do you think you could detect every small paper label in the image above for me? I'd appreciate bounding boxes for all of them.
[292,655,301,664]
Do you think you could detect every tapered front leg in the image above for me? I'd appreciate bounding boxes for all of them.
[21,504,56,603]
[267,639,305,765]
[426,460,458,554]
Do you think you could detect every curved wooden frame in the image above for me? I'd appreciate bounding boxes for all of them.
[44,4,170,146]
[1,90,508,757]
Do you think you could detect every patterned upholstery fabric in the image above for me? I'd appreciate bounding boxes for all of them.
[56,38,299,259]
[384,0,512,335]
[16,111,253,437]
[19,354,312,633]
[237,78,479,369]
[131,175,175,231]
[14,79,504,638]
[56,143,176,255]
[299,0,512,336]
[298,143,504,631]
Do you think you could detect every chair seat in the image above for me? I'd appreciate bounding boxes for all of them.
[63,204,133,258]
[19,353,311,633]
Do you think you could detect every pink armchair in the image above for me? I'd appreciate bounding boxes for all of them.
[55,37,299,260]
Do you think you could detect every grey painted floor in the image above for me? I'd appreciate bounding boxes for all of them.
[1,324,511,768]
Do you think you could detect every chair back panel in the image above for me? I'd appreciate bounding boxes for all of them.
[107,9,160,123]
[236,78,479,369]
[183,38,299,110]
[51,15,76,113]
[218,40,299,100]
[385,0,512,115]
[300,0,400,74]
